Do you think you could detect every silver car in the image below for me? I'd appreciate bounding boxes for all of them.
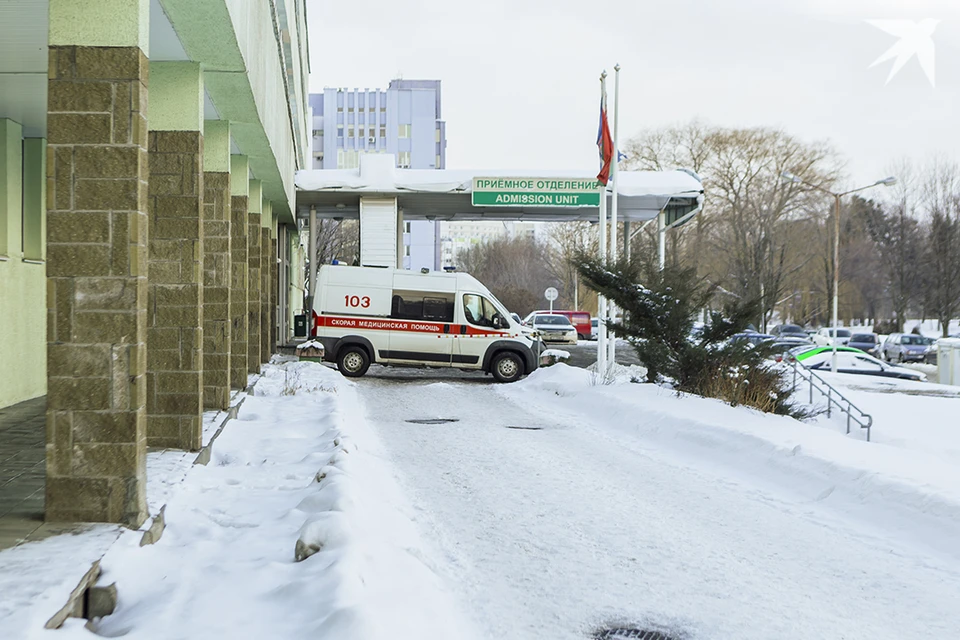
[882,333,931,363]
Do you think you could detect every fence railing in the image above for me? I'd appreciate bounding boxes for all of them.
[785,358,873,441]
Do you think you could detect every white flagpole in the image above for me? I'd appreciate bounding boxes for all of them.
[607,64,621,372]
[596,71,608,377]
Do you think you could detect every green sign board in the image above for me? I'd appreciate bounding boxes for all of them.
[471,177,602,207]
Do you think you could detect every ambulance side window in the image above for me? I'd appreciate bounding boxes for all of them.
[422,297,453,322]
[392,294,453,322]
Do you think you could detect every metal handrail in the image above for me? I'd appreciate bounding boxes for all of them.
[785,357,874,441]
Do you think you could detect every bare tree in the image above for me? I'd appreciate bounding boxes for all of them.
[456,235,559,316]
[623,122,840,330]
[709,127,839,330]
[921,159,960,337]
[312,219,359,268]
[862,161,923,331]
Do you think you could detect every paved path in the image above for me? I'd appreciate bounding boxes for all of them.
[0,397,46,549]
[356,375,960,639]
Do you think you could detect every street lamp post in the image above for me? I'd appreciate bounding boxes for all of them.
[780,172,897,372]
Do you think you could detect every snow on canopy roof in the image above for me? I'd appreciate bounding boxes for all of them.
[295,155,703,199]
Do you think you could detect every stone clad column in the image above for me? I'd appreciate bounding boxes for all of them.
[202,120,231,410]
[247,180,262,373]
[145,62,204,450]
[229,155,249,388]
[45,0,150,525]
[260,201,272,364]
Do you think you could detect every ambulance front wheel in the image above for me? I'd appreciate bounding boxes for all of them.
[491,352,524,383]
[337,346,370,377]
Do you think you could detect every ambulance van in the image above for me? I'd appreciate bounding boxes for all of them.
[311,265,542,382]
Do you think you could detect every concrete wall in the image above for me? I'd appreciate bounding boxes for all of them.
[0,120,46,408]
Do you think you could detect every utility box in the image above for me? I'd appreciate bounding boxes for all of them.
[938,338,960,386]
[293,314,307,337]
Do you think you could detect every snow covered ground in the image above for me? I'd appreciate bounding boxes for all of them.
[357,365,960,639]
[0,362,476,640]
[2,360,958,639]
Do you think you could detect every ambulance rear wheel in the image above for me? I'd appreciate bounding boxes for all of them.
[491,352,524,383]
[337,346,370,377]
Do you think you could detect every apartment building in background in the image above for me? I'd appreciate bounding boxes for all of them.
[309,80,447,271]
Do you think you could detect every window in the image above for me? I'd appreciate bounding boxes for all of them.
[462,294,505,329]
[404,245,410,257]
[436,154,442,168]
[348,106,354,113]
[435,128,441,142]
[337,149,360,169]
[404,222,411,233]
[398,124,411,138]
[337,106,343,112]
[397,151,411,168]
[347,126,354,138]
[358,107,364,112]
[391,294,454,322]
[380,106,386,113]
[380,127,386,138]
[312,129,323,137]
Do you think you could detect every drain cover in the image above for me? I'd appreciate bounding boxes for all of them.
[596,629,677,640]
[405,418,459,424]
[506,425,542,431]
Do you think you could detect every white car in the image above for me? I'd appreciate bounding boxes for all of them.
[524,313,578,345]
[812,327,852,346]
[797,348,926,382]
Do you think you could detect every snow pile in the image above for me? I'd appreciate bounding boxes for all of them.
[254,360,344,396]
[43,361,474,640]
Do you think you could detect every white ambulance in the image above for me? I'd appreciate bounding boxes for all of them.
[311,265,542,382]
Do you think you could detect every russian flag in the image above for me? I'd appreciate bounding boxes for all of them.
[596,82,614,186]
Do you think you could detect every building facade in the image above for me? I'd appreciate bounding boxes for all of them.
[0,0,311,524]
[309,80,447,271]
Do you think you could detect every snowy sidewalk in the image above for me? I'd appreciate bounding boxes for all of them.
[0,362,474,640]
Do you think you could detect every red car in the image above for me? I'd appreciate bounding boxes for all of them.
[527,309,591,340]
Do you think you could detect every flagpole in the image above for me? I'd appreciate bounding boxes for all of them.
[607,63,621,372]
[596,71,608,377]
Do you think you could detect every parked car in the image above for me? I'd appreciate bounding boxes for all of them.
[731,332,775,347]
[770,324,808,340]
[924,340,938,365]
[524,313,578,344]
[848,332,881,357]
[526,309,591,340]
[812,327,852,346]
[880,333,930,363]
[590,317,599,340]
[768,338,813,360]
[794,347,926,381]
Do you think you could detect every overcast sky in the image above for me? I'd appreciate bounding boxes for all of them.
[306,0,958,189]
